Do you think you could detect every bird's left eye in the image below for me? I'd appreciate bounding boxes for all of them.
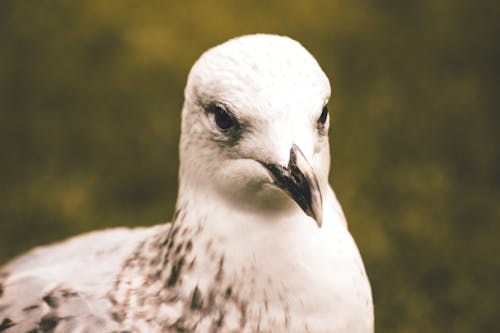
[318,106,329,125]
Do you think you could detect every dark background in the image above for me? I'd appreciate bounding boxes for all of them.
[1,1,498,332]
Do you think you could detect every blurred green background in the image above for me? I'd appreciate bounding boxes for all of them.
[1,1,498,332]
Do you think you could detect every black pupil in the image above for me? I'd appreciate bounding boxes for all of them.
[319,106,328,124]
[214,106,234,130]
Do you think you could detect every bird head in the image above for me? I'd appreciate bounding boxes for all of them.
[179,34,331,228]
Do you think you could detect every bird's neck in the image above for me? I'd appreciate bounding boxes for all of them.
[110,187,373,332]
[157,187,367,331]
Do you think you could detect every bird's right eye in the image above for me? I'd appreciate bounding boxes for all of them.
[211,105,236,131]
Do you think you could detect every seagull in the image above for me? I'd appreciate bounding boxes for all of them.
[0,34,373,333]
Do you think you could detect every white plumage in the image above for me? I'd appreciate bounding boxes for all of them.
[0,34,373,333]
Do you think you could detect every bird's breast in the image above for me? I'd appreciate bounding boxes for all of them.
[176,206,374,332]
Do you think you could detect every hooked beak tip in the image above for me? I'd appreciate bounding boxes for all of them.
[260,144,323,228]
[307,208,323,228]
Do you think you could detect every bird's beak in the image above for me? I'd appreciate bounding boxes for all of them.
[260,144,323,228]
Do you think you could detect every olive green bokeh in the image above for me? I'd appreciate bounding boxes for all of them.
[1,1,498,332]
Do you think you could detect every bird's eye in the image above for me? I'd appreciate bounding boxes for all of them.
[212,105,235,130]
[319,106,329,125]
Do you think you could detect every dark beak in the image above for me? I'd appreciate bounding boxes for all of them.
[260,144,323,228]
